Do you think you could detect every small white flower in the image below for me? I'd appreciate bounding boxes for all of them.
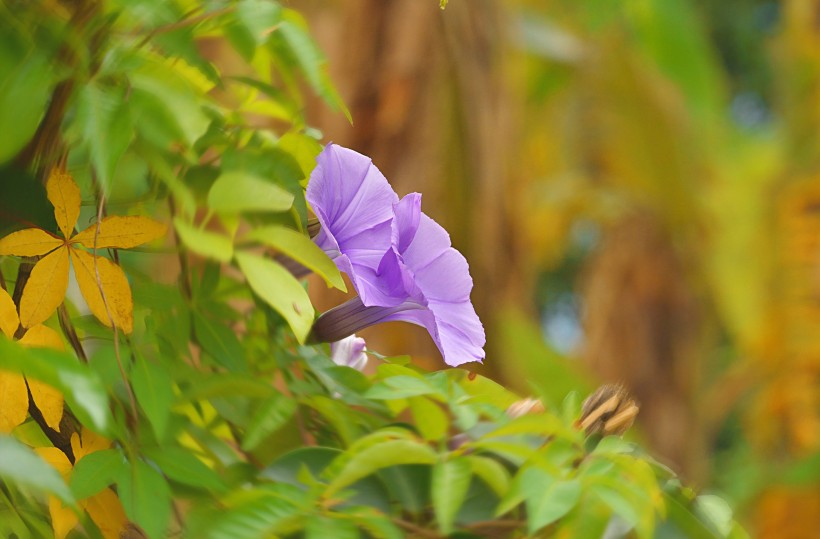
[330,334,368,371]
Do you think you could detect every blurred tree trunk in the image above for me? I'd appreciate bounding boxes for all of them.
[581,212,703,476]
[303,0,520,376]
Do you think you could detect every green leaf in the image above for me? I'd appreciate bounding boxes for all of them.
[73,82,133,194]
[467,455,511,498]
[526,478,582,533]
[342,506,403,539]
[241,393,298,452]
[131,356,173,440]
[207,172,294,214]
[119,460,171,539]
[365,376,445,400]
[192,312,248,372]
[695,495,734,537]
[589,476,654,539]
[70,448,126,500]
[0,40,52,165]
[0,436,74,505]
[235,251,314,342]
[277,132,322,180]
[243,225,345,290]
[409,397,448,441]
[181,373,274,401]
[173,217,234,262]
[431,458,472,534]
[130,57,210,148]
[144,446,226,492]
[306,515,359,539]
[0,339,111,434]
[207,485,302,539]
[273,13,351,121]
[236,0,282,47]
[326,439,437,498]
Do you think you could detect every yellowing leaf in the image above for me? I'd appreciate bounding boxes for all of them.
[0,287,18,338]
[0,228,64,257]
[35,446,72,478]
[47,170,81,239]
[19,247,69,328]
[70,248,133,334]
[18,324,65,350]
[27,379,64,431]
[0,370,28,432]
[16,325,66,431]
[72,216,167,249]
[83,488,128,539]
[71,429,112,463]
[49,497,79,539]
[36,448,77,538]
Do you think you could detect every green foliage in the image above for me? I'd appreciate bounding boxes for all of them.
[0,1,745,538]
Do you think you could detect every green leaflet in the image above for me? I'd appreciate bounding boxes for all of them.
[235,251,314,342]
[432,457,472,534]
[173,218,234,263]
[131,355,173,440]
[242,225,345,291]
[0,436,74,505]
[0,339,111,434]
[119,460,172,539]
[207,172,294,214]
[70,448,126,500]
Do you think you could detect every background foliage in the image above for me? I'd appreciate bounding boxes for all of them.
[0,0,793,538]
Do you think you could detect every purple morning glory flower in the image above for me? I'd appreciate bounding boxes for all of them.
[306,144,402,307]
[307,144,485,366]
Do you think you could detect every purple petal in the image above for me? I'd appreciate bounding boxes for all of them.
[382,300,484,366]
[307,144,400,306]
[392,193,422,253]
[330,334,368,371]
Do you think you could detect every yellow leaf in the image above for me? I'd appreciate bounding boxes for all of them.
[69,248,133,334]
[36,448,77,538]
[72,216,167,249]
[35,446,72,478]
[71,429,111,462]
[83,488,128,539]
[47,169,81,239]
[0,228,64,256]
[26,379,63,430]
[18,324,65,350]
[0,287,18,338]
[0,371,28,433]
[14,324,65,430]
[49,496,79,539]
[19,247,69,328]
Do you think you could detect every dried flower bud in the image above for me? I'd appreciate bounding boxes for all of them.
[506,397,546,418]
[578,383,639,436]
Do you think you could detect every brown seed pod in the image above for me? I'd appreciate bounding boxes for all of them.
[578,383,639,436]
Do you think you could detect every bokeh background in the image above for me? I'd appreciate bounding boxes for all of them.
[277,1,817,536]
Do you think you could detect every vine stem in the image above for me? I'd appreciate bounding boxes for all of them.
[391,519,442,538]
[92,190,138,423]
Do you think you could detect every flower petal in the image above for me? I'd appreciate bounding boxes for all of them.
[330,334,368,371]
[307,144,399,306]
[392,193,421,253]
